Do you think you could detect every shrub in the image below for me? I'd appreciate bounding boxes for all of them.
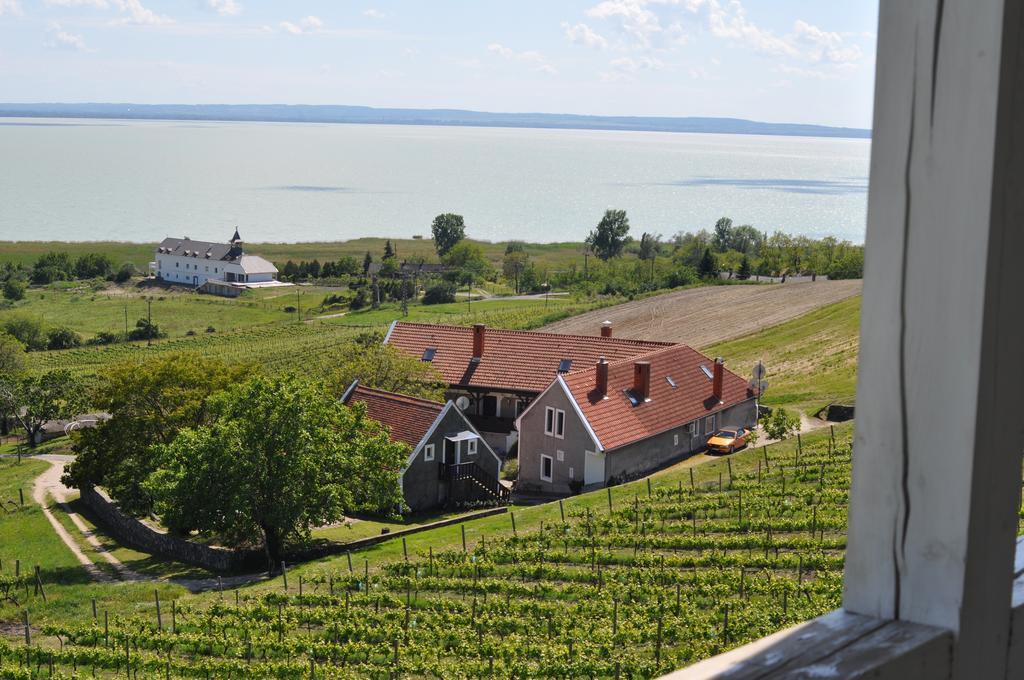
[2,278,25,301]
[205,326,216,333]
[501,458,519,481]
[127,318,166,341]
[283,305,297,313]
[85,331,123,346]
[46,327,83,350]
[422,282,457,305]
[2,315,46,351]
[762,407,799,440]
[348,289,369,310]
[114,263,136,283]
[185,329,196,336]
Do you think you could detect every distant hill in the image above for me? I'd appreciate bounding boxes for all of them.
[0,103,871,139]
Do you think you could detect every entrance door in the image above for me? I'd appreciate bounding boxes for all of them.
[482,396,498,418]
[584,450,605,485]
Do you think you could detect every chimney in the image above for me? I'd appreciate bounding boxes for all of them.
[713,357,724,400]
[472,324,485,361]
[601,320,613,338]
[596,356,609,397]
[633,361,651,401]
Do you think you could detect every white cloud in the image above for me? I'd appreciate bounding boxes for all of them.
[705,1,797,57]
[44,0,109,7]
[487,43,558,74]
[280,15,322,35]
[610,55,664,72]
[45,21,91,51]
[362,8,388,19]
[109,0,172,25]
[562,22,608,49]
[792,19,862,64]
[205,0,241,17]
[0,0,22,15]
[586,0,662,47]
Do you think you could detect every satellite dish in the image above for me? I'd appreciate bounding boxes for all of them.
[455,396,471,411]
[752,361,767,382]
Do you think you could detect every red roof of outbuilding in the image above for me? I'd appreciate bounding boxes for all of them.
[385,322,673,394]
[561,344,753,452]
[345,385,443,448]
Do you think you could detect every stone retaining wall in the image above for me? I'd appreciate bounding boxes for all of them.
[78,485,256,572]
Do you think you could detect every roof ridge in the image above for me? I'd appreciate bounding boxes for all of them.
[352,385,444,410]
[392,320,676,347]
[563,342,749,384]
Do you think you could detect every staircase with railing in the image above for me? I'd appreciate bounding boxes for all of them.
[439,461,510,504]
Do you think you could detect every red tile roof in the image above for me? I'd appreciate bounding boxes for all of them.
[345,385,443,448]
[562,345,753,452]
[385,322,673,394]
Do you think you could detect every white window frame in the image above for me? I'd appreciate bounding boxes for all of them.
[555,409,565,439]
[556,449,564,462]
[673,433,679,447]
[540,454,553,483]
[423,443,434,462]
[704,414,716,434]
[466,439,477,456]
[544,407,555,436]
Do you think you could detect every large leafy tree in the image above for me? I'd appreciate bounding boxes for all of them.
[65,354,253,515]
[0,333,26,436]
[502,243,530,294]
[712,217,733,253]
[326,339,445,402]
[698,247,718,279]
[586,209,630,261]
[430,213,466,257]
[144,375,407,571]
[0,369,85,446]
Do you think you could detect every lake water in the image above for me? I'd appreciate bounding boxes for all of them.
[0,118,869,244]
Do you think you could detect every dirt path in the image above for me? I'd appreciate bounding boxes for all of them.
[541,280,862,347]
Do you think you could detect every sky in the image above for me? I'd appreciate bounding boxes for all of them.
[0,1,879,128]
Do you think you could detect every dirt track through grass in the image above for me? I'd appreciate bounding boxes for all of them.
[540,279,862,347]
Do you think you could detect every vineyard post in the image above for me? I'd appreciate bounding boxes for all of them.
[19,489,23,506]
[718,472,722,492]
[740,568,745,599]
[155,590,162,630]
[104,610,109,647]
[758,460,762,484]
[655,615,663,664]
[677,479,682,499]
[15,560,19,578]
[429,547,433,575]
[727,458,733,487]
[675,583,681,613]
[23,610,29,646]
[722,605,729,644]
[763,444,770,470]
[559,499,565,523]
[798,556,804,584]
[612,598,618,637]
[403,537,408,561]
[690,466,695,490]
[281,561,288,591]
[171,600,176,633]
[347,552,353,573]
[91,599,97,621]
[510,512,516,536]
[647,477,652,497]
[829,424,835,444]
[811,506,817,536]
[796,432,802,462]
[364,559,369,585]
[607,488,612,513]
[33,566,44,602]
[218,575,223,597]
[236,589,240,606]
[463,523,469,550]
[298,575,303,596]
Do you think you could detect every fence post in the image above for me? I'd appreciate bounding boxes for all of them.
[281,561,288,590]
[155,590,162,630]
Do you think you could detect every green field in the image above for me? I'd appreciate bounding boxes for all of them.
[0,425,853,678]
[705,296,860,415]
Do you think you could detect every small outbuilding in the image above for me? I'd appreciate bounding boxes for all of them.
[342,382,507,512]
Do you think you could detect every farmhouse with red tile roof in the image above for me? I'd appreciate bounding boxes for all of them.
[342,382,505,511]
[515,345,757,493]
[384,320,671,454]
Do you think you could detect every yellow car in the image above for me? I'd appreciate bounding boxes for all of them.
[706,427,752,455]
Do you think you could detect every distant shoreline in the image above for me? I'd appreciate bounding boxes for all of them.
[0,103,872,140]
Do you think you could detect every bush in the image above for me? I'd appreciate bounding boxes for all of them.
[127,318,166,341]
[85,331,123,346]
[3,315,46,351]
[2,278,25,301]
[762,407,799,440]
[422,282,457,305]
[283,305,297,313]
[205,326,216,333]
[348,289,369,311]
[501,458,519,481]
[46,326,82,350]
[185,329,196,336]
[114,263,136,284]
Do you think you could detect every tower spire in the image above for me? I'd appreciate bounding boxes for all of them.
[231,227,241,243]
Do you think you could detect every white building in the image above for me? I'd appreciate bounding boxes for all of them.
[150,229,283,293]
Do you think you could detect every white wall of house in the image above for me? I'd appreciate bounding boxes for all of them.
[155,254,226,286]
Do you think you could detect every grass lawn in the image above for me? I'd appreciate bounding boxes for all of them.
[703,295,861,416]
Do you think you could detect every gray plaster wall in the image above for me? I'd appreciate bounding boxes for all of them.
[517,383,596,494]
[402,406,502,512]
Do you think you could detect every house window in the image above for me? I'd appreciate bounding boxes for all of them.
[540,454,553,482]
[555,409,565,439]
[544,407,555,435]
[214,268,218,273]
[205,266,209,272]
[556,450,564,462]
[175,261,179,267]
[704,414,716,433]
[674,434,679,447]
[569,467,575,480]
[423,444,435,462]
[466,439,477,456]
[687,421,698,438]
